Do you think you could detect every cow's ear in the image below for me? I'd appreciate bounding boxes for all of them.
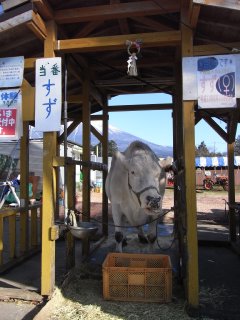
[115,151,128,170]
[159,157,173,172]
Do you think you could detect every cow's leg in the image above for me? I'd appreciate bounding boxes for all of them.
[137,226,148,244]
[112,204,125,252]
[147,217,158,242]
[147,218,158,252]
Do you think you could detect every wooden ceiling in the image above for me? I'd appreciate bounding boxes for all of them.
[0,0,240,127]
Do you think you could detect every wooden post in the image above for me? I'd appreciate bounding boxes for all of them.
[41,20,58,296]
[181,4,199,308]
[228,142,236,241]
[66,164,76,269]
[20,121,29,253]
[102,99,109,236]
[82,73,91,256]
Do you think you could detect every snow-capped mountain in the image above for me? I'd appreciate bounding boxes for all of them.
[68,122,173,157]
[30,122,173,157]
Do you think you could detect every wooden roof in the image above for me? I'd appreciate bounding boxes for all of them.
[0,0,240,132]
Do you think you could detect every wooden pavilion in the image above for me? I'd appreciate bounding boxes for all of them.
[0,0,240,309]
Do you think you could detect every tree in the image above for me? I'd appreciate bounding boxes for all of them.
[108,140,118,156]
[195,141,210,157]
[235,135,240,155]
[93,140,118,157]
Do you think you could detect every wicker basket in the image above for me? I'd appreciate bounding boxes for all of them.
[102,252,172,303]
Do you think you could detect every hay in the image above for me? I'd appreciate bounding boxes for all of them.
[42,266,211,320]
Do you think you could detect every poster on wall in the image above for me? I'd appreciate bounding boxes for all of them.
[0,56,24,87]
[0,88,22,140]
[35,57,62,132]
[197,55,236,109]
[182,54,240,106]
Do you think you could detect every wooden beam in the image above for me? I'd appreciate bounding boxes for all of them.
[189,3,201,29]
[202,115,228,142]
[22,79,34,121]
[54,1,180,24]
[94,77,175,87]
[41,20,58,297]
[194,42,240,56]
[26,11,47,40]
[131,16,174,31]
[33,0,54,20]
[90,85,104,107]
[58,120,81,145]
[1,0,29,11]
[228,100,240,143]
[181,2,199,308]
[91,124,103,143]
[55,31,181,53]
[74,21,104,38]
[107,103,173,112]
[68,94,83,104]
[193,0,240,11]
[24,58,36,70]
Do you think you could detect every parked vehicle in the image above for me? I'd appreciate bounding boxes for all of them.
[203,174,228,191]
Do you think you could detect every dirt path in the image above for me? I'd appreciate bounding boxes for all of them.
[74,188,236,224]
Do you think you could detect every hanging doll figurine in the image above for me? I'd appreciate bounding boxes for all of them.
[126,40,141,76]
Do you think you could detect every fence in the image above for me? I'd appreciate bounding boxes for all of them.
[0,203,42,272]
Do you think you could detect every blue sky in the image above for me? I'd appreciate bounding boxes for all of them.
[108,93,240,154]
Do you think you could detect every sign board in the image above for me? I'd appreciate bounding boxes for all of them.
[182,54,240,107]
[0,56,24,88]
[35,57,62,132]
[0,88,22,140]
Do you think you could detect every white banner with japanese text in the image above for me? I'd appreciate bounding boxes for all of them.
[35,57,62,131]
[0,88,22,140]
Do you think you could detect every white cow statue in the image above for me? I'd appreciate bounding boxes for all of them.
[105,141,173,252]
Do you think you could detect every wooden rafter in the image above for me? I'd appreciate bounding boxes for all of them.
[32,0,54,20]
[54,1,180,24]
[110,0,130,34]
[194,42,240,55]
[26,11,47,40]
[58,119,81,144]
[74,21,104,38]
[91,124,103,143]
[201,114,228,142]
[107,103,173,112]
[55,31,181,53]
[193,0,240,11]
[131,16,174,31]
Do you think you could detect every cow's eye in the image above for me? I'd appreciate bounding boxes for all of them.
[131,171,135,175]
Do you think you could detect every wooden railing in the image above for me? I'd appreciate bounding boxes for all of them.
[0,203,42,272]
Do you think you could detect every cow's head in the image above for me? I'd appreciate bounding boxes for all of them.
[117,149,173,215]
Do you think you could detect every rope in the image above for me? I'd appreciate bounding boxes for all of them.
[72,206,174,229]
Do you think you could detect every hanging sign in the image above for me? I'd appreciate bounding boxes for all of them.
[182,54,240,104]
[197,55,236,108]
[35,57,62,132]
[0,56,24,87]
[0,88,22,140]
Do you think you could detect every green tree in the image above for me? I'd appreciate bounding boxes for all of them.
[93,140,118,157]
[195,141,210,157]
[235,135,240,155]
[0,155,18,180]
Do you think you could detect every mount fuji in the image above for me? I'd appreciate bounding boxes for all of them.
[30,122,173,157]
[68,122,173,158]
